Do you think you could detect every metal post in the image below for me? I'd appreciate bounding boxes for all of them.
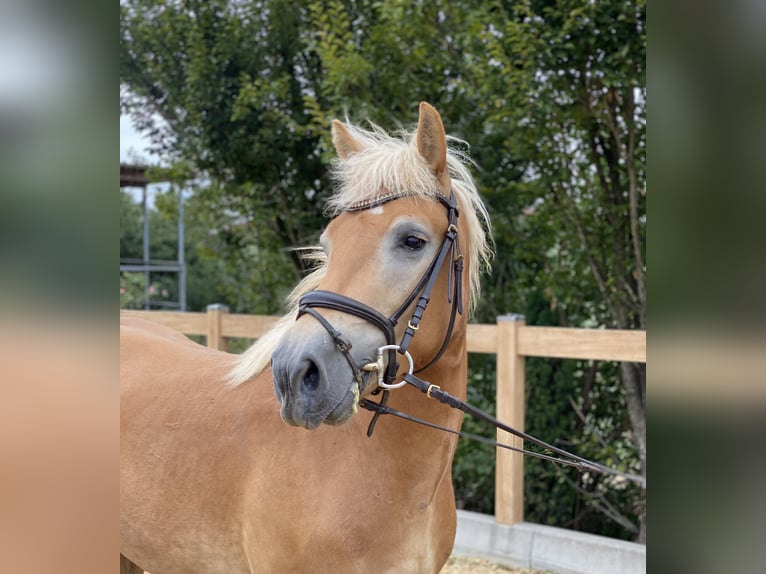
[178,187,186,311]
[142,185,150,309]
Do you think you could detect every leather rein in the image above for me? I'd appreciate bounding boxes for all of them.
[296,191,646,490]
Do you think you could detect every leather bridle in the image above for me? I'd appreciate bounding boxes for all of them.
[297,189,464,401]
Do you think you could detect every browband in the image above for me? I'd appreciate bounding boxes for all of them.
[345,190,446,212]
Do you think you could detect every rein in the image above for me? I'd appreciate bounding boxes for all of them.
[359,373,647,489]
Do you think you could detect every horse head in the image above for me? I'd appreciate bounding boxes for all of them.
[264,103,490,429]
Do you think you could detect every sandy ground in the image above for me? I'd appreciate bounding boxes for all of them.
[441,555,546,573]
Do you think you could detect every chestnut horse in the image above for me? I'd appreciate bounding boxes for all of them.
[120,102,491,573]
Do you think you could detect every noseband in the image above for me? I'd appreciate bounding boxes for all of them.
[297,190,464,398]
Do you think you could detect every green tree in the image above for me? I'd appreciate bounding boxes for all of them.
[121,0,329,274]
[120,185,293,314]
[466,0,646,540]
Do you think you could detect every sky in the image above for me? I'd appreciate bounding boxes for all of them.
[120,114,155,164]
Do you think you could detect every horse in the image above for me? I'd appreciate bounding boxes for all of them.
[120,102,492,574]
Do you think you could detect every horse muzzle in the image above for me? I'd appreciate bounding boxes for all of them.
[270,321,383,429]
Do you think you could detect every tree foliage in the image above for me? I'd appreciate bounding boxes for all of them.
[461,0,647,540]
[121,0,646,541]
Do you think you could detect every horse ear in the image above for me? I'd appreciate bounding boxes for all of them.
[332,120,364,159]
[416,102,448,182]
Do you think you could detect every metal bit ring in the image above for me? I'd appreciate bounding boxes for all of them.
[375,344,414,389]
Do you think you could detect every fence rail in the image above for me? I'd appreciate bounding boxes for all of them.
[120,305,646,525]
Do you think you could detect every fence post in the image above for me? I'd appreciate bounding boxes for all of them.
[206,304,229,351]
[495,313,526,525]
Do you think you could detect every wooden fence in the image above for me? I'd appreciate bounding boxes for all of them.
[120,305,646,525]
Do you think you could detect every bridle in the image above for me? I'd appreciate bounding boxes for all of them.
[295,190,646,489]
[297,189,463,396]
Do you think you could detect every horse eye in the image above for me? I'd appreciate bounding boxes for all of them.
[403,235,426,251]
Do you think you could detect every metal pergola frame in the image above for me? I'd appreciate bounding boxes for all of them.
[120,164,186,311]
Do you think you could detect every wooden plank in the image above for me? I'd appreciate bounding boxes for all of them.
[518,326,646,363]
[495,314,525,525]
[466,323,498,353]
[222,314,282,339]
[120,310,206,334]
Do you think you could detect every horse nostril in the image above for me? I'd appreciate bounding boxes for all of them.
[302,360,320,392]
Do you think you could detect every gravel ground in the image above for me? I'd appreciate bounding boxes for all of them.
[441,555,547,574]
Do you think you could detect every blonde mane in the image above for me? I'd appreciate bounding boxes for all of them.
[228,120,492,387]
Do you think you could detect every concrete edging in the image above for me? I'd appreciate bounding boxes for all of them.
[453,510,646,574]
